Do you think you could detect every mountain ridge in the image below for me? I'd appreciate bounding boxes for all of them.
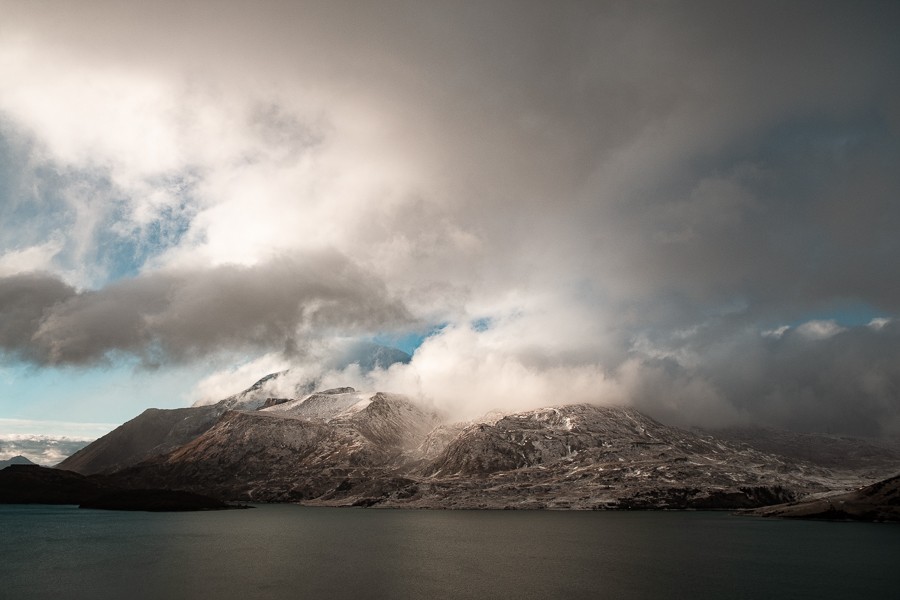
[56,354,900,511]
[100,397,881,510]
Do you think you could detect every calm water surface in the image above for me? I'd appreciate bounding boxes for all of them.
[1,504,897,599]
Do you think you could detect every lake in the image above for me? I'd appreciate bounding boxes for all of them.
[1,504,897,599]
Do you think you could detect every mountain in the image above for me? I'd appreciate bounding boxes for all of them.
[60,352,899,510]
[0,455,36,469]
[214,370,295,411]
[58,405,222,475]
[111,391,442,502]
[260,387,371,419]
[78,488,233,512]
[751,473,900,522]
[379,404,840,509]
[106,400,858,509]
[211,343,412,411]
[59,345,412,475]
[345,343,412,372]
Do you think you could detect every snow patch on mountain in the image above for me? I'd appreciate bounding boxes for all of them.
[262,388,374,421]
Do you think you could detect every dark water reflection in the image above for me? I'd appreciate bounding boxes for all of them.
[2,504,897,599]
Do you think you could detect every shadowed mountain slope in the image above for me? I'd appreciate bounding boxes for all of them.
[705,426,900,476]
[58,405,222,475]
[752,473,900,522]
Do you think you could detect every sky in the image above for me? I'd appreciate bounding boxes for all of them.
[1,0,900,444]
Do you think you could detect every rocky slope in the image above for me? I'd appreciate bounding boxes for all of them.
[58,405,222,475]
[333,404,843,509]
[105,399,866,510]
[60,345,413,475]
[751,473,900,522]
[60,369,315,474]
[58,355,900,511]
[112,391,442,502]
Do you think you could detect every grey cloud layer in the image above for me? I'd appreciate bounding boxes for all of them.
[623,320,900,437]
[0,255,410,365]
[2,1,900,435]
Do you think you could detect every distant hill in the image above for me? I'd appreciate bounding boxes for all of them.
[0,437,92,467]
[704,426,900,476]
[0,455,36,469]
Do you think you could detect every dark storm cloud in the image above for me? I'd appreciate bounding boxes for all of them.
[0,253,411,366]
[624,319,900,437]
[732,323,900,436]
[0,272,76,362]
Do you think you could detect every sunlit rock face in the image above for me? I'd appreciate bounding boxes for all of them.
[110,391,443,502]
[59,345,415,476]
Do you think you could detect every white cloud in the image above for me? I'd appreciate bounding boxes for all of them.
[0,434,94,466]
[0,418,115,439]
[868,317,892,330]
[762,325,791,339]
[795,320,846,340]
[189,352,293,406]
[0,238,64,276]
